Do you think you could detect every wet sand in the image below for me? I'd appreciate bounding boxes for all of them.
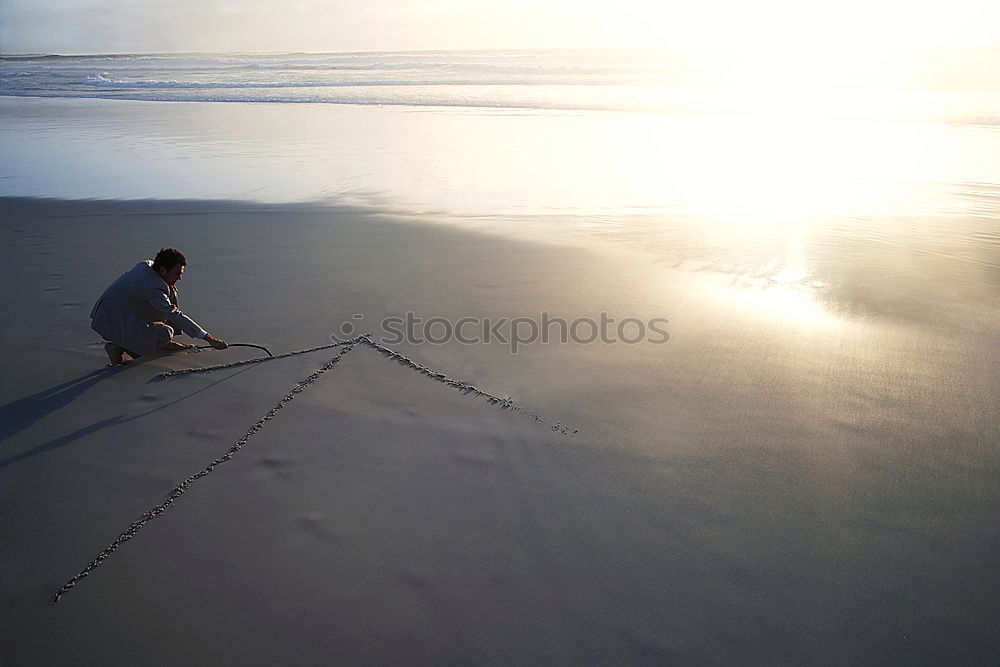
[1,197,998,664]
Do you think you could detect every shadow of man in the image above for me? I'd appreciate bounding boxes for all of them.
[0,368,117,445]
[0,363,255,470]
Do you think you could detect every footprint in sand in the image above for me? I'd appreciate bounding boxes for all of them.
[259,455,295,480]
[185,428,224,441]
[397,569,431,589]
[297,512,340,543]
[452,451,503,471]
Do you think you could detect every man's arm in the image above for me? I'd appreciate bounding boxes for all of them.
[146,287,227,349]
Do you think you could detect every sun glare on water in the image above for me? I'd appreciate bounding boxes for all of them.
[610,45,985,327]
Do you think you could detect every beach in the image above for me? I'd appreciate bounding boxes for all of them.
[2,48,1000,664]
[2,194,998,664]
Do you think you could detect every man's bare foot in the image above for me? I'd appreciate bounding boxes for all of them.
[156,341,193,352]
[104,342,128,366]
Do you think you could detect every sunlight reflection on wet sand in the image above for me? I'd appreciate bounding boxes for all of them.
[2,88,999,333]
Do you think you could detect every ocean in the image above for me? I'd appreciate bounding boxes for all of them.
[2,49,1000,330]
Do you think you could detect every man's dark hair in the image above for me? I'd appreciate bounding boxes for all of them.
[152,248,187,272]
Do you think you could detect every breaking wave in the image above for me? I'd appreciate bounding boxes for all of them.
[3,50,1000,120]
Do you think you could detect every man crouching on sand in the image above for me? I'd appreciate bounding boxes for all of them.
[90,248,228,366]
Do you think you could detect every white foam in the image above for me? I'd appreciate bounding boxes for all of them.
[4,50,999,121]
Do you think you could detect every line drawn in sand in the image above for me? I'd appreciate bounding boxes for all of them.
[53,335,576,602]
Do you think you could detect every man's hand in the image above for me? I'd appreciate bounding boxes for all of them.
[204,334,229,350]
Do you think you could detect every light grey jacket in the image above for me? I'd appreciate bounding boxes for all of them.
[90,260,204,355]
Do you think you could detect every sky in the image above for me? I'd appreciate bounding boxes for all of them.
[2,0,1000,55]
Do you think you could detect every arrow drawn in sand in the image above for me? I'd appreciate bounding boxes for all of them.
[53,336,574,602]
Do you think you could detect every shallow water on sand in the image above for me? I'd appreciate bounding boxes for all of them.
[2,94,999,335]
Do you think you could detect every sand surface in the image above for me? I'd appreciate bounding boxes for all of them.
[1,197,998,665]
